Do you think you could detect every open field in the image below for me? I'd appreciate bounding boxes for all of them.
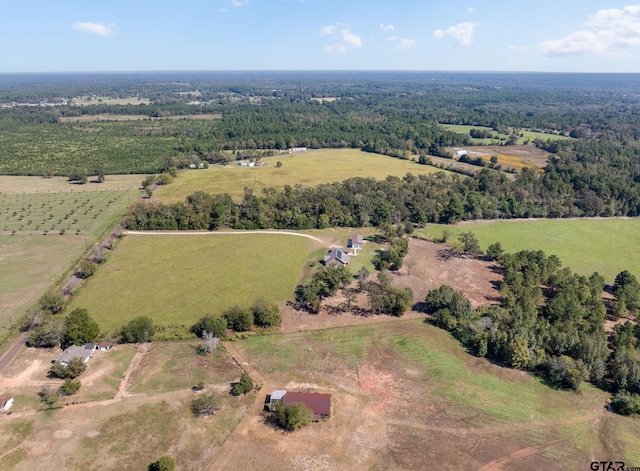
[153,149,449,202]
[211,319,637,470]
[441,124,573,145]
[0,341,253,470]
[70,96,151,106]
[419,218,640,282]
[68,233,315,333]
[59,113,221,123]
[0,176,142,334]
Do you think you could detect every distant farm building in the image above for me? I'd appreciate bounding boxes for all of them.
[453,150,468,158]
[288,147,308,153]
[268,390,331,421]
[348,234,364,250]
[323,247,350,265]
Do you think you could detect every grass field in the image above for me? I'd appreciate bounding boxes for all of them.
[0,176,142,335]
[153,148,448,202]
[419,218,640,282]
[229,319,638,469]
[71,96,151,106]
[68,233,314,333]
[441,124,573,145]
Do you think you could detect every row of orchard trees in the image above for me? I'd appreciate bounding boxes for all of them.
[425,246,640,415]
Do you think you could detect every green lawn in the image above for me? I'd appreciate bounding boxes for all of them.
[153,148,447,202]
[69,233,313,333]
[419,218,640,282]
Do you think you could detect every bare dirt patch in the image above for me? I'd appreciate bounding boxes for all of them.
[280,237,501,333]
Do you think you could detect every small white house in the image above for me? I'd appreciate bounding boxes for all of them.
[453,150,468,158]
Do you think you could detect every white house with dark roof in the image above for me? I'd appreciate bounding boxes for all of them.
[53,344,95,366]
[348,234,364,251]
[323,248,350,265]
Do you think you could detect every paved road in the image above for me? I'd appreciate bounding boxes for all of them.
[0,330,29,375]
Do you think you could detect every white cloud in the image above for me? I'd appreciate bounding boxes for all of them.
[467,7,474,13]
[72,22,116,37]
[321,25,336,36]
[380,24,395,31]
[230,0,249,6]
[540,4,640,56]
[321,24,362,53]
[387,35,398,42]
[433,21,478,46]
[396,38,417,50]
[509,45,527,51]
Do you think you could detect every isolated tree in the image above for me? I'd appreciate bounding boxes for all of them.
[62,308,100,349]
[148,455,176,471]
[251,299,281,328]
[231,372,254,396]
[613,270,640,312]
[273,402,313,431]
[38,385,59,407]
[121,316,154,343]
[59,378,81,396]
[68,168,88,184]
[190,393,220,417]
[458,231,482,255]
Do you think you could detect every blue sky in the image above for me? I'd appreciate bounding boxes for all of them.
[4,1,640,73]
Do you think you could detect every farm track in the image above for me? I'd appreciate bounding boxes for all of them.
[124,229,323,242]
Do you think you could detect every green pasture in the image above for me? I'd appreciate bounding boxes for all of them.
[441,124,572,145]
[0,176,142,334]
[69,233,313,333]
[153,148,447,202]
[419,218,640,282]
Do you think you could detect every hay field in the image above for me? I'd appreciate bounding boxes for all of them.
[153,149,447,203]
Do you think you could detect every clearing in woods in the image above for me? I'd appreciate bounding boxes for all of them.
[152,148,450,203]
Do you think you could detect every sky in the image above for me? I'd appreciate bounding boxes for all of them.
[3,1,640,73]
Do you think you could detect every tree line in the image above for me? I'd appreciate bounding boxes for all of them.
[424,247,640,415]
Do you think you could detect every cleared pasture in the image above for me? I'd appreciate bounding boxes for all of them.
[420,218,640,282]
[0,176,142,334]
[0,341,252,470]
[221,319,635,470]
[71,96,151,106]
[441,124,573,145]
[153,148,448,202]
[68,233,313,333]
